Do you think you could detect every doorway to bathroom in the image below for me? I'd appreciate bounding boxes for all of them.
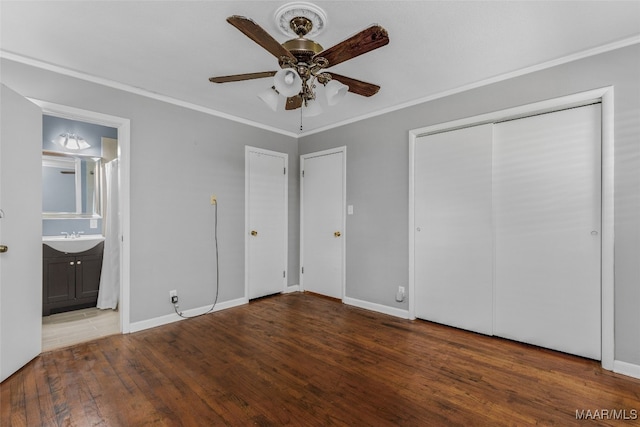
[37,101,131,350]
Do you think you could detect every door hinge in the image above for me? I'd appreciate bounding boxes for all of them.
[284,167,286,175]
[283,270,286,278]
[302,170,305,178]
[301,266,304,274]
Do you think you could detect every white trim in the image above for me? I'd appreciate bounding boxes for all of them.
[600,88,615,371]
[298,36,640,137]
[31,99,133,334]
[244,146,289,300]
[299,146,347,299]
[408,86,615,371]
[5,36,637,138]
[128,297,247,333]
[343,297,410,320]
[1,51,297,139]
[613,360,640,380]
[284,285,300,293]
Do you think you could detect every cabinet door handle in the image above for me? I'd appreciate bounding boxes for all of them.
[77,260,82,265]
[70,261,75,265]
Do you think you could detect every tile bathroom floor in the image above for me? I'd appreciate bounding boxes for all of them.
[42,307,119,352]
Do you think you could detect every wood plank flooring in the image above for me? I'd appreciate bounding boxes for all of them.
[2,293,639,426]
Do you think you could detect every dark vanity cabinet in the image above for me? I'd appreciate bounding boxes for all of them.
[43,242,104,315]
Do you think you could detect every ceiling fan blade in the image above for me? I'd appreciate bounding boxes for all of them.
[329,73,380,97]
[313,24,389,67]
[227,15,297,63]
[209,71,277,84]
[285,95,303,110]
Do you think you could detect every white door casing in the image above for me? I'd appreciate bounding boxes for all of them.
[300,147,346,300]
[414,124,494,335]
[0,84,43,382]
[245,147,288,300]
[493,104,602,360]
[33,100,131,334]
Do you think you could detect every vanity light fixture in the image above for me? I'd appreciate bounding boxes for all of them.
[54,133,90,150]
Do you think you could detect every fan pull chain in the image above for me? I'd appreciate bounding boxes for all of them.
[300,106,303,132]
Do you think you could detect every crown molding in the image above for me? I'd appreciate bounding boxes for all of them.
[2,34,639,139]
[298,35,640,137]
[0,50,298,138]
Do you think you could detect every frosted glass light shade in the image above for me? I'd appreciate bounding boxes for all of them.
[54,133,90,150]
[274,69,302,97]
[302,100,323,117]
[258,87,280,111]
[325,80,348,106]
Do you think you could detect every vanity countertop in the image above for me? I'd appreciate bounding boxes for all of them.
[43,234,105,253]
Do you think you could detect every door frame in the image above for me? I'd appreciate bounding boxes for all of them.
[244,146,288,300]
[33,99,132,333]
[300,146,347,299]
[409,86,614,370]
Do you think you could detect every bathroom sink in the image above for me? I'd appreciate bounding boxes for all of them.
[42,234,105,253]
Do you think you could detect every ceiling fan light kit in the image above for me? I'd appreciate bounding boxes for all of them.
[209,2,389,123]
[274,68,303,97]
[257,87,281,112]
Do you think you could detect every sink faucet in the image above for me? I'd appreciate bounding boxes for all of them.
[61,232,70,239]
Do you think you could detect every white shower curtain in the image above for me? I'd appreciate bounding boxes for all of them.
[97,159,120,310]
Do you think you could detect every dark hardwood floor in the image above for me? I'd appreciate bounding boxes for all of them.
[2,292,639,426]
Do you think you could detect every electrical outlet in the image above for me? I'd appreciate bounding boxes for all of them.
[210,194,217,205]
[396,286,405,303]
[398,286,405,295]
[170,290,178,304]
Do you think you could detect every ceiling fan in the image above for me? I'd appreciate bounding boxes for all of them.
[209,5,389,114]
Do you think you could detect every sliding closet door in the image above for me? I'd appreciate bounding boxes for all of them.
[493,104,601,360]
[414,124,493,335]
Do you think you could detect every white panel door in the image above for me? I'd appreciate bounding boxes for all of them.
[414,124,494,335]
[246,147,287,299]
[301,149,345,299]
[493,104,601,360]
[0,84,43,381]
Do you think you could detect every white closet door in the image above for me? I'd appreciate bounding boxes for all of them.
[493,104,601,360]
[301,149,345,300]
[414,124,493,335]
[246,148,288,299]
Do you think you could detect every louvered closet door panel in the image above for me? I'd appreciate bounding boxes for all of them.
[493,104,601,360]
[414,124,493,335]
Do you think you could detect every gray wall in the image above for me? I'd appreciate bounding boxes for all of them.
[2,43,638,366]
[299,44,640,366]
[0,58,299,323]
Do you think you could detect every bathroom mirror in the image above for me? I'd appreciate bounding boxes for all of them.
[42,152,102,217]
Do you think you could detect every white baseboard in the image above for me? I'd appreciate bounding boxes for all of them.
[343,296,410,319]
[284,285,300,293]
[613,360,640,380]
[128,297,248,333]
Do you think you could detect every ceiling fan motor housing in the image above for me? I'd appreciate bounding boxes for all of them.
[282,37,323,63]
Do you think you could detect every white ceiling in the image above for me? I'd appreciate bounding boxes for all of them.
[1,1,639,136]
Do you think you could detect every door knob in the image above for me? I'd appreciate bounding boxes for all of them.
[251,230,258,236]
[334,231,341,237]
[0,245,7,253]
